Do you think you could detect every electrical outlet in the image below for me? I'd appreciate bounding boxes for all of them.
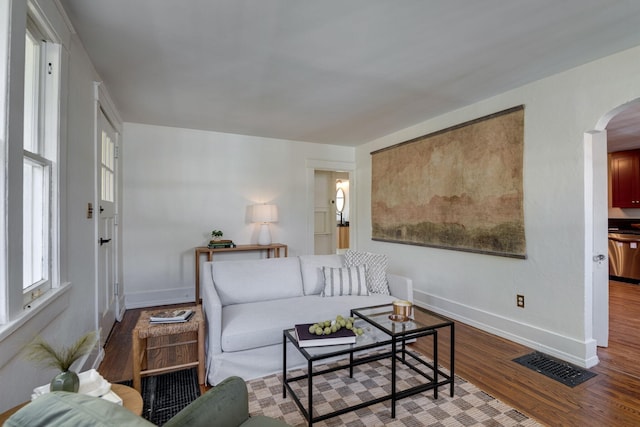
[517,294,525,308]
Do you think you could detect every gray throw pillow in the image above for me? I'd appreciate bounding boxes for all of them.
[344,250,390,295]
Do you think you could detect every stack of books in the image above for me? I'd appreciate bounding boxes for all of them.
[149,308,194,324]
[294,323,357,347]
[208,239,236,249]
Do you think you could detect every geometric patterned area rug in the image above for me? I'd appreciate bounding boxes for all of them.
[247,352,542,427]
[119,368,200,426]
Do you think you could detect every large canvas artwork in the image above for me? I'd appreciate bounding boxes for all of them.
[371,106,526,258]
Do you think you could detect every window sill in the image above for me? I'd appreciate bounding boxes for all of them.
[0,283,71,370]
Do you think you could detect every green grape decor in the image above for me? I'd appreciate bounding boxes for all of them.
[307,315,364,337]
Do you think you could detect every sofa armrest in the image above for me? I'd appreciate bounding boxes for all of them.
[201,262,223,354]
[164,376,249,427]
[387,273,413,302]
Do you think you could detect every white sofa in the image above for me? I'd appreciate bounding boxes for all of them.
[201,254,413,385]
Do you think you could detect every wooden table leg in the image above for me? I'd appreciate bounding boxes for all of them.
[132,329,142,393]
[198,318,205,385]
[195,249,214,304]
[194,249,200,303]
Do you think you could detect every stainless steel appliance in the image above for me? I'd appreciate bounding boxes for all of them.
[608,232,640,282]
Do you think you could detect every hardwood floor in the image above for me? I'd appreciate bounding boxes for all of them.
[100,282,640,426]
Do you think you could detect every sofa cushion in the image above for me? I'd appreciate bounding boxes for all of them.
[321,265,369,297]
[299,254,345,295]
[345,250,390,295]
[212,257,304,306]
[220,294,397,352]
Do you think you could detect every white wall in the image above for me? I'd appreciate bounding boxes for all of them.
[0,1,115,411]
[122,123,354,307]
[355,44,640,368]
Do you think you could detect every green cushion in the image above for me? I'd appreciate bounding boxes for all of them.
[163,376,250,427]
[5,392,154,427]
[163,376,291,427]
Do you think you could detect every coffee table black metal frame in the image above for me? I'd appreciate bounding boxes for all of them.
[282,304,454,426]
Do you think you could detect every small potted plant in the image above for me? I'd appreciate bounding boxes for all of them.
[211,230,223,241]
[24,330,98,392]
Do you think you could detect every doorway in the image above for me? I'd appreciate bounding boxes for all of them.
[94,83,123,348]
[306,160,355,255]
[335,174,350,253]
[313,171,351,254]
[590,99,640,354]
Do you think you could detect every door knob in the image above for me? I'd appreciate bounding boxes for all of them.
[99,238,111,246]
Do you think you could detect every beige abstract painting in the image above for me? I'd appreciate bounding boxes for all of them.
[371,106,526,258]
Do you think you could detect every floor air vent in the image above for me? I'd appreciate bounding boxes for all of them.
[512,352,596,387]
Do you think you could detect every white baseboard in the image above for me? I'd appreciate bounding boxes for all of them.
[413,289,599,368]
[116,305,126,322]
[124,287,195,309]
[89,347,104,371]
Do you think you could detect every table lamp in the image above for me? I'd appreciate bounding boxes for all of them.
[252,204,278,245]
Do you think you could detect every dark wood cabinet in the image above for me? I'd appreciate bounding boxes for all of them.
[611,150,640,208]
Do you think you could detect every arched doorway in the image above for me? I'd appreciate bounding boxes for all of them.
[589,99,640,349]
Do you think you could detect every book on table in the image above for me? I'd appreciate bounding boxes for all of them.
[294,323,357,347]
[208,240,236,249]
[149,308,194,323]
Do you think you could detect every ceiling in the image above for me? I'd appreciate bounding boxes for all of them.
[59,0,640,146]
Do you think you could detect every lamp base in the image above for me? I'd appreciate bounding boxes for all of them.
[257,223,272,246]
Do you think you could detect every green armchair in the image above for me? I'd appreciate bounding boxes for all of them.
[5,376,291,427]
[164,376,290,427]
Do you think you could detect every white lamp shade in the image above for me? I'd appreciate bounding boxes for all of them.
[252,204,278,223]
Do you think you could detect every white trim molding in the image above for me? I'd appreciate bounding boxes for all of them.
[414,288,599,369]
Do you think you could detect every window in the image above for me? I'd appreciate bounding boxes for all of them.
[22,17,60,306]
[101,130,115,203]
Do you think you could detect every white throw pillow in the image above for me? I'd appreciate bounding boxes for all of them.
[321,265,369,297]
[344,250,390,295]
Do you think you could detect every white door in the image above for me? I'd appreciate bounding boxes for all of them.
[588,130,609,347]
[98,108,118,346]
[314,171,334,254]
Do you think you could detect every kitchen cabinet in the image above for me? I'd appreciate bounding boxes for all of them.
[611,149,640,208]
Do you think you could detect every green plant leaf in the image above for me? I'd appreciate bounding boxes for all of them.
[24,330,99,372]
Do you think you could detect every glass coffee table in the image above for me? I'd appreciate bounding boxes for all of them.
[282,303,454,426]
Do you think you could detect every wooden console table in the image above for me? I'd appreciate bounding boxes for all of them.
[194,243,288,303]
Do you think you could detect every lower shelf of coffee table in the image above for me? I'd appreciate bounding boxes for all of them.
[283,329,452,426]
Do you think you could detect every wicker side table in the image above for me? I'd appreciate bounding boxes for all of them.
[132,305,205,393]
